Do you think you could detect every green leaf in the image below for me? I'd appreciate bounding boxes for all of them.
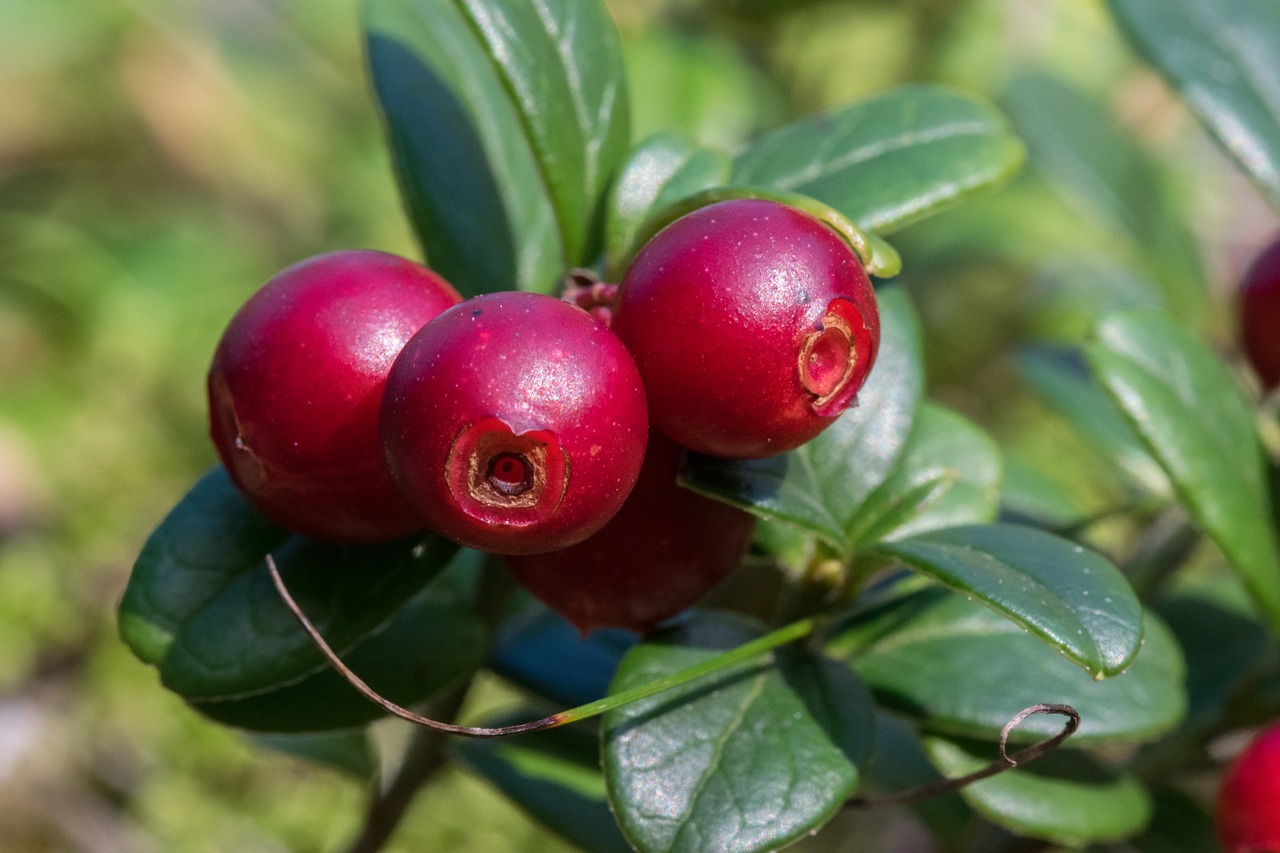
[603,612,873,853]
[364,0,629,296]
[1087,310,1280,632]
[1018,346,1170,497]
[848,404,1002,546]
[1130,786,1219,853]
[872,524,1143,677]
[860,712,972,841]
[1110,0,1280,211]
[1004,71,1207,322]
[453,717,631,853]
[731,85,1025,234]
[836,588,1186,745]
[999,457,1090,530]
[191,557,487,731]
[604,133,731,278]
[921,734,1152,845]
[489,605,635,707]
[250,730,378,780]
[119,467,459,701]
[680,287,923,556]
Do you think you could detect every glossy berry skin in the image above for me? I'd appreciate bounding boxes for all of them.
[612,199,880,459]
[1241,235,1280,391]
[208,250,462,542]
[381,292,648,555]
[505,432,756,634]
[1217,722,1280,853]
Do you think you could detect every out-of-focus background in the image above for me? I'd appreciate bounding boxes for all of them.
[0,0,1272,850]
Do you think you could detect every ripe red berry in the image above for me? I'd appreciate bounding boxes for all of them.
[1240,235,1280,392]
[504,433,756,634]
[380,291,648,555]
[612,198,880,459]
[207,250,461,542]
[1217,722,1280,853]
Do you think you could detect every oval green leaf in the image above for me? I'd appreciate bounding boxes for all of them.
[1110,0,1280,211]
[603,612,874,853]
[1086,310,1280,632]
[679,286,923,557]
[731,85,1025,234]
[922,734,1152,846]
[837,589,1186,745]
[364,0,629,296]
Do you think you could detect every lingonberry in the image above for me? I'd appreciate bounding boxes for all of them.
[208,250,462,542]
[1216,722,1280,852]
[504,433,756,634]
[1240,235,1280,392]
[380,291,648,555]
[611,198,880,459]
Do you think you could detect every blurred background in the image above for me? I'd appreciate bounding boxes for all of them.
[0,0,1273,850]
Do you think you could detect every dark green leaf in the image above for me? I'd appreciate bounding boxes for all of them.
[680,287,923,556]
[848,404,1001,546]
[454,717,630,853]
[1110,0,1280,211]
[860,712,972,841]
[732,85,1025,234]
[119,467,459,700]
[836,588,1186,745]
[922,734,1152,845]
[489,605,635,707]
[872,524,1143,677]
[1130,786,1219,853]
[1018,346,1169,497]
[1005,72,1207,322]
[1087,310,1280,632]
[191,556,486,731]
[604,612,873,853]
[604,133,731,277]
[250,730,378,780]
[364,0,629,296]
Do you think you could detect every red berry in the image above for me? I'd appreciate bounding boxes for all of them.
[612,198,880,459]
[1217,722,1280,852]
[1241,235,1280,391]
[380,292,648,555]
[504,433,756,634]
[208,250,461,542]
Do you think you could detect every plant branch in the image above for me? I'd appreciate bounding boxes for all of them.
[845,703,1081,808]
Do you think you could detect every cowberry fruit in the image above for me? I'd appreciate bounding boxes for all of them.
[380,291,647,555]
[208,250,461,542]
[612,198,880,458]
[1217,722,1280,852]
[505,433,756,634]
[1240,235,1280,391]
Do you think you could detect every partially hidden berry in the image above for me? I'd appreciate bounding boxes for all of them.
[504,432,756,634]
[380,291,648,555]
[208,250,461,542]
[1240,235,1280,392]
[612,198,880,459]
[1217,722,1280,853]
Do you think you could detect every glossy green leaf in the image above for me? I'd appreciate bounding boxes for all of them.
[848,404,1001,546]
[364,0,629,296]
[1110,0,1280,211]
[922,734,1152,845]
[872,524,1143,677]
[1005,72,1207,322]
[251,730,377,780]
[603,612,874,853]
[191,559,486,731]
[454,716,630,853]
[1087,310,1280,631]
[604,133,731,278]
[680,287,923,557]
[1018,346,1169,497]
[836,588,1186,745]
[731,85,1025,234]
[119,467,459,700]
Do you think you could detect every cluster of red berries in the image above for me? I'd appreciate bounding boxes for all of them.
[207,199,880,633]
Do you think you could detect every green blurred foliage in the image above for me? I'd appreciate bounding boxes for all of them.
[0,0,1268,850]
